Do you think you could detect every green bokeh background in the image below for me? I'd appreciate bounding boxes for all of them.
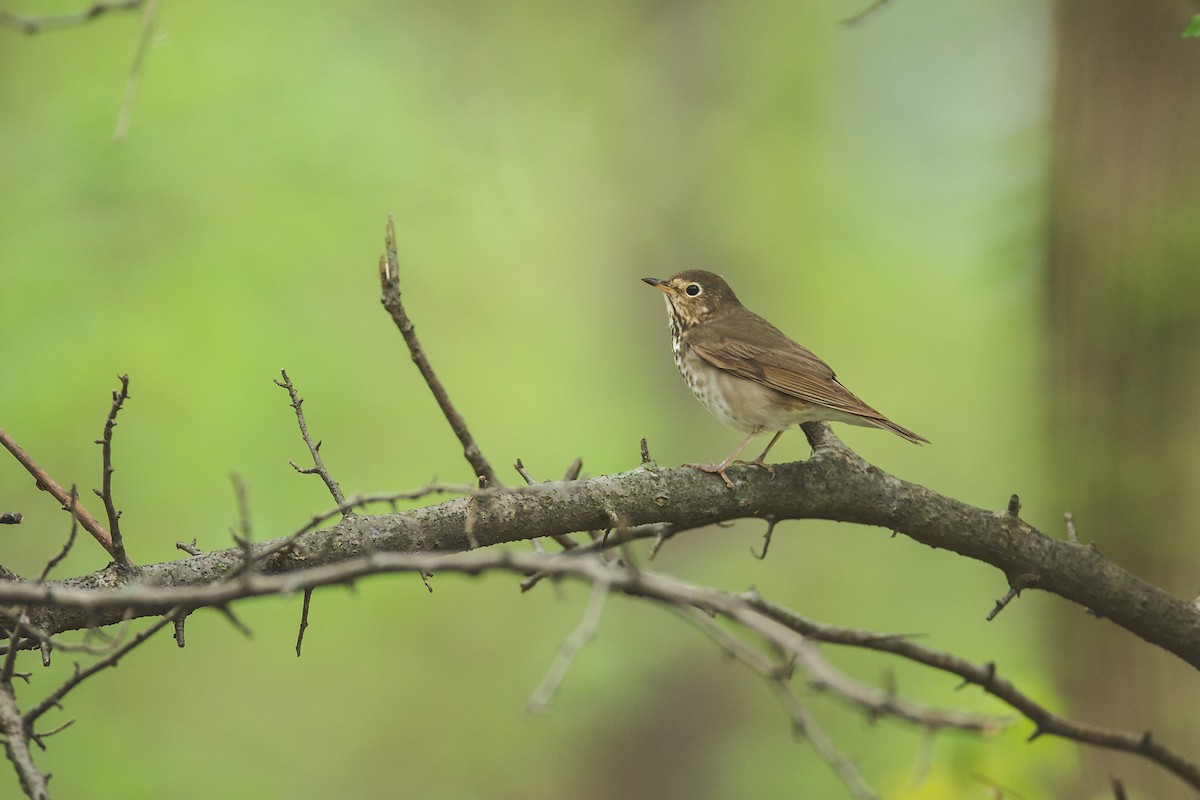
[1,1,1067,797]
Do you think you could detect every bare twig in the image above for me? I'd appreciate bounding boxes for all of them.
[840,0,891,27]
[525,579,609,715]
[0,0,141,34]
[677,605,878,798]
[0,610,131,658]
[562,458,583,482]
[652,527,672,561]
[514,458,537,486]
[640,437,653,466]
[275,370,348,509]
[112,0,160,142]
[678,605,1003,759]
[742,590,1200,791]
[790,638,1004,733]
[1006,494,1021,517]
[36,486,81,583]
[776,682,879,800]
[175,540,203,556]
[378,215,499,487]
[1065,512,1078,544]
[216,605,251,638]
[24,609,180,725]
[987,585,1021,621]
[751,515,779,560]
[231,473,253,542]
[96,374,132,568]
[295,588,313,657]
[0,427,114,557]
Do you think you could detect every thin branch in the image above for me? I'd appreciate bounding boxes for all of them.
[36,486,81,583]
[792,641,1005,733]
[215,605,252,638]
[562,458,583,482]
[514,458,537,486]
[0,427,114,557]
[378,215,499,487]
[0,536,1195,789]
[0,608,132,658]
[275,370,348,509]
[111,0,160,142]
[0,0,141,34]
[524,579,609,715]
[987,586,1021,621]
[743,591,1200,792]
[175,539,203,556]
[679,606,1002,734]
[230,473,253,542]
[775,680,879,800]
[295,588,313,657]
[23,609,179,725]
[1006,494,1021,517]
[840,0,891,27]
[640,437,653,466]
[29,717,76,750]
[1065,512,1078,544]
[96,374,132,568]
[751,515,778,560]
[676,606,878,798]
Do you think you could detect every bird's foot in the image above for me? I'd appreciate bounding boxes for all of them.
[683,462,736,490]
[734,457,776,477]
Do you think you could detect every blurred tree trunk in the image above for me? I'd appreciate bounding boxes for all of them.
[1047,2,1200,797]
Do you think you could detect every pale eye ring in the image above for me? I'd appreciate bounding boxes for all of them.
[685,283,702,297]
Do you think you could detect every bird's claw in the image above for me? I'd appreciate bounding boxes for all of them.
[734,458,776,477]
[683,462,736,490]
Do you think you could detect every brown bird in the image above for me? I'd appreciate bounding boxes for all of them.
[643,270,927,488]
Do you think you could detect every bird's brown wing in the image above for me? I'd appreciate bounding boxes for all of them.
[684,310,928,443]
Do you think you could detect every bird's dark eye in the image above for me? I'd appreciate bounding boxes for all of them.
[685,283,702,297]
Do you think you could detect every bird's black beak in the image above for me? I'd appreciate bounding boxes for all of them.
[642,277,671,294]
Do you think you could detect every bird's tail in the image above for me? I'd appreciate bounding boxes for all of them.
[871,417,929,445]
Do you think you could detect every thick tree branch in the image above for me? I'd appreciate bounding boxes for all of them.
[2,438,1198,672]
[4,220,1197,796]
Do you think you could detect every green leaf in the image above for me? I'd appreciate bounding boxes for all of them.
[1184,15,1200,38]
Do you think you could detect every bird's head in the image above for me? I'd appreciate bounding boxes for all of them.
[641,270,740,329]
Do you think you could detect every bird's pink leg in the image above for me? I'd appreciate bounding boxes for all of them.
[735,430,785,476]
[685,428,761,489]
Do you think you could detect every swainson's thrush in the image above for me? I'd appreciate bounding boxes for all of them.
[643,270,927,488]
